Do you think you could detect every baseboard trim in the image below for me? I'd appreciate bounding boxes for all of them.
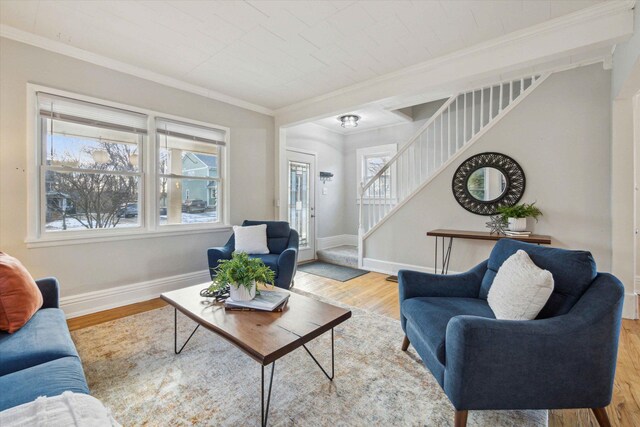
[362,257,461,276]
[60,270,210,319]
[316,234,358,251]
[623,292,638,319]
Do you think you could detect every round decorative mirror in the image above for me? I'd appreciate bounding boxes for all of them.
[466,167,507,202]
[452,152,525,215]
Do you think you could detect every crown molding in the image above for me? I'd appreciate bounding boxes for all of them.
[0,25,274,117]
[274,0,635,120]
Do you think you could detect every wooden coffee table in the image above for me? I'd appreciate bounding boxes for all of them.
[161,284,352,426]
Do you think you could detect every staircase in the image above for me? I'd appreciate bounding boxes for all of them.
[317,245,359,269]
[358,73,550,267]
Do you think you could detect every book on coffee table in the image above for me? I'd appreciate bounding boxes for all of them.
[225,290,290,312]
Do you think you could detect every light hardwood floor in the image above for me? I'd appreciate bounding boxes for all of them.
[68,270,640,427]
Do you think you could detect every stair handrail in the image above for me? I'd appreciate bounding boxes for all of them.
[360,93,458,193]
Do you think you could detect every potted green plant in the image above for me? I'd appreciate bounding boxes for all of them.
[209,252,275,301]
[497,202,542,232]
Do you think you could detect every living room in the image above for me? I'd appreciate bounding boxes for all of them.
[1,1,639,426]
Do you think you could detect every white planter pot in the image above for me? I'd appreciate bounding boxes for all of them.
[507,217,528,232]
[229,281,256,301]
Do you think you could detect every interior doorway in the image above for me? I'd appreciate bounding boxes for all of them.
[287,149,316,262]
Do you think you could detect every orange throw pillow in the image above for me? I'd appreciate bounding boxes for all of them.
[0,253,43,333]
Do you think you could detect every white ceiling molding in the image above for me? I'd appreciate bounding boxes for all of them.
[0,24,274,116]
[383,47,613,113]
[275,0,635,126]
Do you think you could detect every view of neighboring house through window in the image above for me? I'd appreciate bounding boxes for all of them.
[32,89,228,241]
[38,92,146,233]
[156,118,225,225]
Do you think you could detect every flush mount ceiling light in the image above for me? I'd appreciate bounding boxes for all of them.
[338,114,360,128]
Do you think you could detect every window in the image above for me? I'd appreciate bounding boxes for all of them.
[38,92,146,233]
[356,144,397,201]
[30,87,229,243]
[363,154,392,197]
[156,118,225,226]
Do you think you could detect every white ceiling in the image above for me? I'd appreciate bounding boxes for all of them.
[0,0,606,111]
[312,104,410,134]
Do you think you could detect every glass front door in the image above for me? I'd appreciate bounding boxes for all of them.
[287,150,315,262]
[289,161,310,247]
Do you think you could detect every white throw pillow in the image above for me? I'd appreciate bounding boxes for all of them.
[233,224,269,255]
[487,250,554,320]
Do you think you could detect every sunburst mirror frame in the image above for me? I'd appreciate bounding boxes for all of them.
[452,152,525,215]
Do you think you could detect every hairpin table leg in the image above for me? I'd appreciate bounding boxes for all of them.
[261,362,275,427]
[302,328,335,381]
[174,308,200,354]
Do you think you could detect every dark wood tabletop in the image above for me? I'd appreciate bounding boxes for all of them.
[161,284,352,366]
[427,229,552,245]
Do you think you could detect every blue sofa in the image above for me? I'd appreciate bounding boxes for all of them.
[208,220,299,289]
[399,239,624,427]
[0,278,89,412]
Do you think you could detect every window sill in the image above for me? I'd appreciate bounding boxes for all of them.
[25,224,233,248]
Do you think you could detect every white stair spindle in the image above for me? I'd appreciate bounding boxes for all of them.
[455,97,460,151]
[480,87,484,128]
[489,85,494,120]
[499,83,503,112]
[368,186,373,232]
[472,90,476,136]
[440,113,444,166]
[447,104,451,157]
[463,92,467,143]
[376,181,380,225]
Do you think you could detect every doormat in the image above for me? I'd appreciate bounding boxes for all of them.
[297,261,368,282]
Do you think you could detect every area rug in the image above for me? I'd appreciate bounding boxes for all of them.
[297,261,368,281]
[70,291,547,426]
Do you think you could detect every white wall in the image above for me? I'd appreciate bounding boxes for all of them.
[0,38,275,298]
[364,65,613,275]
[610,3,640,319]
[285,123,345,238]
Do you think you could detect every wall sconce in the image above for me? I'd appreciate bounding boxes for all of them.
[320,171,334,184]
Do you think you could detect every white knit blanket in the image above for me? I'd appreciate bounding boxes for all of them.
[0,392,120,427]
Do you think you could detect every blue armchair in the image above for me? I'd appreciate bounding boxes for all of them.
[399,239,624,427]
[207,220,299,289]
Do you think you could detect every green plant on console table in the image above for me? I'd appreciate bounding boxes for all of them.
[209,252,275,294]
[497,202,543,221]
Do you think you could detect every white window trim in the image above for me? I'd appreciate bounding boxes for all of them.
[355,143,397,204]
[25,83,231,248]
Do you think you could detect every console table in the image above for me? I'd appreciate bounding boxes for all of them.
[426,229,552,274]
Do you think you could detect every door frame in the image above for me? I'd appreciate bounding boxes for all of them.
[286,147,317,262]
[634,91,640,296]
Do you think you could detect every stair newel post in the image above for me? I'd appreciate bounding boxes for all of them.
[358,181,365,268]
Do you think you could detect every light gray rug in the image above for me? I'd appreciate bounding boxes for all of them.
[70,291,547,426]
[298,261,368,282]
